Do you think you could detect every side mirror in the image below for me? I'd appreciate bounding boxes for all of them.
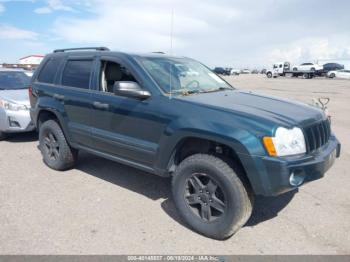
[113,81,151,100]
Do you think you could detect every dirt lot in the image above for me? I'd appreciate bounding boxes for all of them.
[0,74,349,254]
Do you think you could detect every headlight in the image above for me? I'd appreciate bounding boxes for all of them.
[263,127,306,156]
[0,99,28,111]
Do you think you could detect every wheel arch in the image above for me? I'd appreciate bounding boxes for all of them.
[36,108,73,145]
[159,134,257,194]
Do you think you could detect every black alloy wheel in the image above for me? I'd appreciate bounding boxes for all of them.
[39,120,77,171]
[43,131,60,161]
[184,173,226,222]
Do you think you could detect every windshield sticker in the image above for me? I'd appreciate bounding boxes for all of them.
[208,73,225,83]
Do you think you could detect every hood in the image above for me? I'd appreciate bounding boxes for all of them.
[0,89,30,106]
[176,90,324,127]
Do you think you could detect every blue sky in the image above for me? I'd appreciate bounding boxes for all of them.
[0,0,95,62]
[1,0,350,68]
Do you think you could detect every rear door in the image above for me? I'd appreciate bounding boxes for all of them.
[57,56,96,147]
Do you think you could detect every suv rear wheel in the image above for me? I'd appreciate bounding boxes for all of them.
[39,120,77,171]
[172,154,253,240]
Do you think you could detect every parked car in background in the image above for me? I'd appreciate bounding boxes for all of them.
[230,69,240,75]
[327,69,350,79]
[292,62,323,72]
[24,70,34,77]
[0,68,34,140]
[321,63,344,74]
[240,69,251,74]
[213,67,229,75]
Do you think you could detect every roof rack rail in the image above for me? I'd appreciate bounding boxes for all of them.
[53,47,110,53]
[152,51,165,54]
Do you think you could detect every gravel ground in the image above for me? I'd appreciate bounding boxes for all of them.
[0,74,349,254]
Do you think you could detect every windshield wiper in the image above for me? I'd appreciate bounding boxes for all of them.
[170,87,232,96]
[200,87,233,93]
[170,89,200,96]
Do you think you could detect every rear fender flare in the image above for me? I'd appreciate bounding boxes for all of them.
[36,99,73,145]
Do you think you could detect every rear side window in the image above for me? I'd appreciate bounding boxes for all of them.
[62,60,93,89]
[37,57,63,84]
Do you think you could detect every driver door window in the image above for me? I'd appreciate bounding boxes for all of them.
[99,61,138,94]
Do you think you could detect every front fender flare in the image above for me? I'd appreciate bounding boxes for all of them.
[154,128,269,195]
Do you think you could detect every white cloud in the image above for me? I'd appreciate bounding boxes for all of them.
[0,24,38,40]
[0,3,5,13]
[52,0,241,55]
[12,0,350,67]
[267,35,350,64]
[35,0,73,14]
[34,6,52,14]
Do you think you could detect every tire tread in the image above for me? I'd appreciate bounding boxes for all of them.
[172,154,253,239]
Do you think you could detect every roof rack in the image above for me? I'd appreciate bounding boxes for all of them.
[152,51,165,54]
[53,47,110,53]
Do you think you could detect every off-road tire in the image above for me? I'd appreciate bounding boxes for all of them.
[329,73,335,78]
[0,131,6,141]
[172,154,253,240]
[266,72,272,78]
[39,120,77,171]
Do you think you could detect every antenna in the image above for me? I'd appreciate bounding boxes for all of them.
[169,7,174,99]
[170,8,174,55]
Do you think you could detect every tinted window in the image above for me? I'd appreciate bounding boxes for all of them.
[37,57,63,84]
[62,60,93,89]
[0,71,30,90]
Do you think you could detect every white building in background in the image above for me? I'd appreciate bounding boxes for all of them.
[19,55,44,65]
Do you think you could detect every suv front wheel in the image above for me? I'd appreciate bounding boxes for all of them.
[0,131,6,141]
[39,120,78,171]
[172,154,253,240]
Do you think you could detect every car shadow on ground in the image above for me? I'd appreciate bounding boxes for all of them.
[4,131,38,143]
[161,189,298,230]
[76,151,297,231]
[245,189,298,227]
[76,151,170,200]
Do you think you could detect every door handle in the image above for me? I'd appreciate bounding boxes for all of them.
[53,94,65,101]
[92,101,109,110]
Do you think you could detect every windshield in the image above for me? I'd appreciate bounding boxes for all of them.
[138,57,233,94]
[0,71,31,90]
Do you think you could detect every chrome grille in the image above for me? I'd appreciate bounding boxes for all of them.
[304,119,331,153]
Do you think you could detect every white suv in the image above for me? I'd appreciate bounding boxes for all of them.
[292,62,323,71]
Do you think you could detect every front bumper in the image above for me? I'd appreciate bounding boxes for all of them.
[255,135,340,196]
[0,108,35,133]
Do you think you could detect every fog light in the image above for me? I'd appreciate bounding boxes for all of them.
[289,172,305,187]
[8,117,21,128]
